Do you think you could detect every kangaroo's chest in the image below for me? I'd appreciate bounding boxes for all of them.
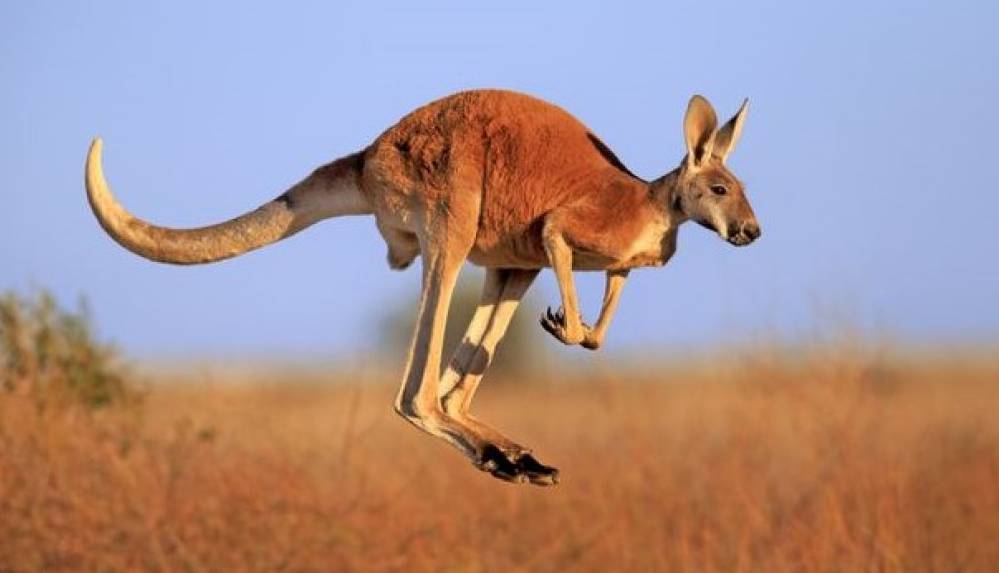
[609,225,677,270]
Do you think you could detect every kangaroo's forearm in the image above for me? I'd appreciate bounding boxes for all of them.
[540,224,587,345]
[582,270,628,349]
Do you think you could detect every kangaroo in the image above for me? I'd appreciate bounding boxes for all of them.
[85,89,760,486]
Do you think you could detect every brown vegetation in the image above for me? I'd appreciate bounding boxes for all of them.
[2,353,997,571]
[1,296,998,571]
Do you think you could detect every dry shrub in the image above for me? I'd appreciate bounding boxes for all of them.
[0,290,135,410]
[1,339,998,572]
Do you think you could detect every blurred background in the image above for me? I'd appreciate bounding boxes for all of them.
[3,2,999,572]
[3,1,997,363]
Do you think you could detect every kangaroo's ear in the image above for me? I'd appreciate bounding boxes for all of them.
[684,95,718,170]
[713,98,749,163]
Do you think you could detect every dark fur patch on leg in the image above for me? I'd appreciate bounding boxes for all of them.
[274,191,295,208]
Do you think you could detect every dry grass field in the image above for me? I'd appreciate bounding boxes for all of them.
[2,334,999,572]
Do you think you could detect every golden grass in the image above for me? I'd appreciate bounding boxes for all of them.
[2,346,998,572]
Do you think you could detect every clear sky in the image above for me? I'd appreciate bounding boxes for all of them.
[2,1,997,360]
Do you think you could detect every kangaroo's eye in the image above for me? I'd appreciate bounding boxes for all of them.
[710,184,728,196]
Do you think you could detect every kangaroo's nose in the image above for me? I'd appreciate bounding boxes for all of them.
[743,222,761,240]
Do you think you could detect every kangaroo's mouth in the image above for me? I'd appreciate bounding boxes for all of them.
[727,233,754,247]
[696,217,737,244]
[725,222,761,246]
[698,217,759,247]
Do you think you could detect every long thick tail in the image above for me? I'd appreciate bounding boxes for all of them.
[84,138,371,265]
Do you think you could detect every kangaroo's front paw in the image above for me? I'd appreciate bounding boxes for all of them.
[540,306,588,345]
[580,332,603,351]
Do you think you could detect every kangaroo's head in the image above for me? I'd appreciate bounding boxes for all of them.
[670,95,760,246]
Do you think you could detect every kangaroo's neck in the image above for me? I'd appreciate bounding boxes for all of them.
[648,167,688,230]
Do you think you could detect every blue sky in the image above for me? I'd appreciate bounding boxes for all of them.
[2,1,997,359]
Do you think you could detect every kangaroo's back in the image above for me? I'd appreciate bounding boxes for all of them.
[361,89,647,265]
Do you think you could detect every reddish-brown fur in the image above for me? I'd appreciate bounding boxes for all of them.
[84,88,760,485]
[362,90,656,270]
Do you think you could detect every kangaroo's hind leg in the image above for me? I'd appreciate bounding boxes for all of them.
[392,219,532,481]
[439,268,558,486]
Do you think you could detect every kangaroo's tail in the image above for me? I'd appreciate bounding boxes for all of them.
[85,138,371,265]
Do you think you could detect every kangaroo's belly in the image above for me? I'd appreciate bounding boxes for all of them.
[468,227,549,269]
[467,223,671,271]
[467,246,618,271]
